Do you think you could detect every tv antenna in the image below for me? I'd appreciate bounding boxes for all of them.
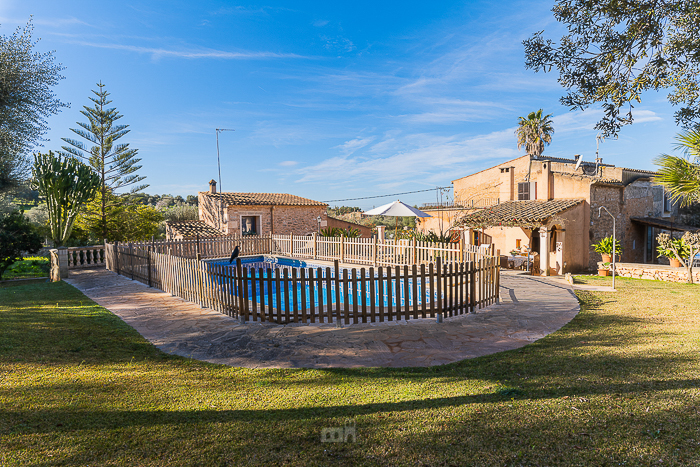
[216,128,235,192]
[595,133,604,175]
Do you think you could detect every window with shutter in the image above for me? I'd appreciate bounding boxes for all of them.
[517,182,530,200]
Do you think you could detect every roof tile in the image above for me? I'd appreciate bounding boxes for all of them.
[200,192,327,207]
[166,221,224,238]
[457,199,585,228]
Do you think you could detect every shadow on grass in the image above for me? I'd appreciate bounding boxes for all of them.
[0,282,167,364]
[4,372,700,436]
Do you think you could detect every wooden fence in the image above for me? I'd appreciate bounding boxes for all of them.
[122,233,491,266]
[105,241,500,325]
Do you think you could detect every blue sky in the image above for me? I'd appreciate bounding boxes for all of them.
[2,0,681,210]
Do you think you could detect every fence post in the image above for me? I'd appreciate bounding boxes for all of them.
[290,233,294,257]
[313,233,317,259]
[412,238,417,265]
[495,257,501,304]
[459,232,464,263]
[340,234,345,264]
[147,249,152,287]
[115,241,120,275]
[129,243,134,280]
[373,236,377,266]
[236,258,244,319]
[436,256,443,320]
[196,234,200,258]
[469,260,476,312]
[334,259,340,325]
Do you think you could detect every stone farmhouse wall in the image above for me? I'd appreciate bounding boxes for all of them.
[223,204,326,236]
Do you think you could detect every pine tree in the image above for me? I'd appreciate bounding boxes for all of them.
[60,82,147,241]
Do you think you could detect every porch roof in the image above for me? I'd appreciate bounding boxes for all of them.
[456,199,585,228]
[630,217,700,233]
[166,221,224,238]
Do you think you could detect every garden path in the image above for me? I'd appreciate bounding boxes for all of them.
[65,269,579,368]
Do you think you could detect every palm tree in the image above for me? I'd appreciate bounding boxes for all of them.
[654,130,700,207]
[515,109,554,157]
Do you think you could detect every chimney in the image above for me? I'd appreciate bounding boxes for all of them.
[538,161,552,200]
[209,179,217,194]
[499,166,515,202]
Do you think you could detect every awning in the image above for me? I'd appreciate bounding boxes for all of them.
[456,199,585,229]
[630,217,700,232]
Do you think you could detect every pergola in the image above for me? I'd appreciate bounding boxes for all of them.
[455,199,585,275]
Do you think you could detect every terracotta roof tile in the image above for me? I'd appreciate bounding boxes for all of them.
[200,192,327,207]
[166,221,224,238]
[457,199,585,228]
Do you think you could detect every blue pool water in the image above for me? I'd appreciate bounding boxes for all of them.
[205,255,437,311]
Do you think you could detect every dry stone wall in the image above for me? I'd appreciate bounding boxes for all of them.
[615,263,700,284]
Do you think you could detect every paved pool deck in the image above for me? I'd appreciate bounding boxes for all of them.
[65,268,581,368]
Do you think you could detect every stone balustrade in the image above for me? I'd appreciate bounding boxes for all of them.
[50,245,105,282]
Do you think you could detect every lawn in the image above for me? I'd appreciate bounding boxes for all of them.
[1,276,699,466]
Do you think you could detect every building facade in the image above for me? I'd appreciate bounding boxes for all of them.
[197,180,328,237]
[419,154,680,274]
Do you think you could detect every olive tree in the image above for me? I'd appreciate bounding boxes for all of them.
[0,20,67,192]
[657,232,700,284]
[524,1,700,137]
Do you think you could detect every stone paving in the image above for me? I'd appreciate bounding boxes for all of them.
[65,268,580,368]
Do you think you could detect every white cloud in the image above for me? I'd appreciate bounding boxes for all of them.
[296,128,519,184]
[279,160,298,166]
[334,136,376,155]
[67,41,310,60]
[633,110,663,124]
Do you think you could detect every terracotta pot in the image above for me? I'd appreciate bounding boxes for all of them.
[601,254,612,263]
[598,268,610,277]
[670,258,682,268]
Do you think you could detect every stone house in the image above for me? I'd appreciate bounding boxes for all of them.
[166,180,371,240]
[195,180,329,237]
[419,154,684,274]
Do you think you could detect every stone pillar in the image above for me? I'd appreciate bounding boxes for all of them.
[376,225,386,241]
[539,227,550,276]
[50,248,69,282]
[555,229,565,274]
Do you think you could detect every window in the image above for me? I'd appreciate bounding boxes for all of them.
[241,216,258,236]
[518,182,536,200]
[664,191,672,212]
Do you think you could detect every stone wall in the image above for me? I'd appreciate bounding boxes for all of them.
[326,217,373,237]
[273,206,327,236]
[198,192,226,233]
[615,262,700,284]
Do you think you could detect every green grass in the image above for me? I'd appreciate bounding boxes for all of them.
[1,277,700,466]
[2,257,50,280]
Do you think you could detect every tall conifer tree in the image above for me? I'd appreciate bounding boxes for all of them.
[60,82,147,241]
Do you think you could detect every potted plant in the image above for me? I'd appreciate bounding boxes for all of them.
[597,262,611,276]
[657,236,690,268]
[593,236,622,263]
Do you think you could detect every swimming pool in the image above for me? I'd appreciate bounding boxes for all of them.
[205,255,439,320]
